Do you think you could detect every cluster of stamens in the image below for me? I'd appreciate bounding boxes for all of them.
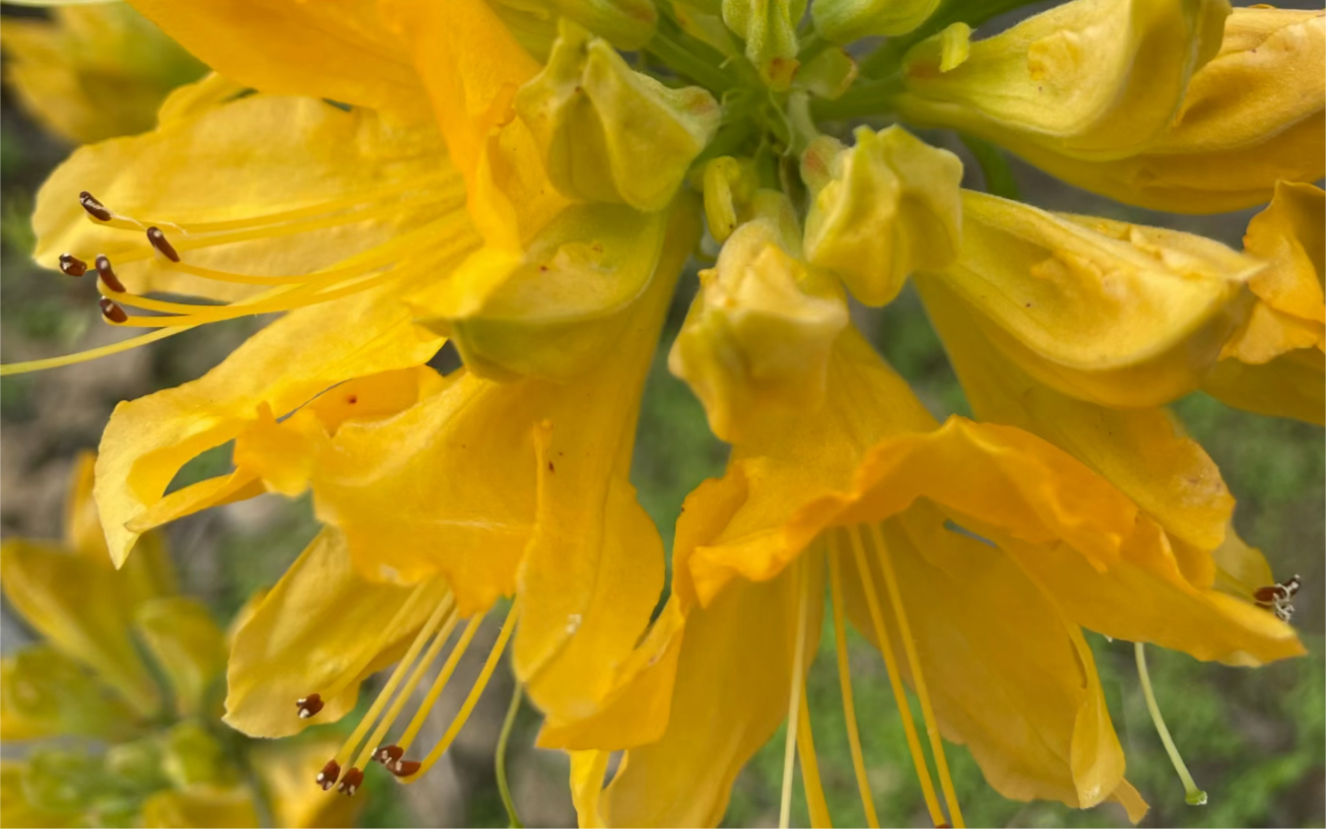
[290,589,520,798]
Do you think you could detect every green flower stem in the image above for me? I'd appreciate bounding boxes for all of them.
[1135,643,1209,807]
[646,31,736,93]
[960,134,1021,201]
[496,682,525,829]
[810,74,904,121]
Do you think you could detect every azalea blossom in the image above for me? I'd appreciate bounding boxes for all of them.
[1,0,1320,825]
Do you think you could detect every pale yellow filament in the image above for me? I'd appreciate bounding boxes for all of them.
[797,678,832,828]
[332,595,454,769]
[828,539,880,828]
[393,613,485,755]
[847,526,946,828]
[352,607,463,771]
[401,602,521,781]
[869,522,964,829]
[779,558,811,829]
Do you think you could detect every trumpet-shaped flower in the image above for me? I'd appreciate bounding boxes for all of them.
[561,330,1301,827]
[5,0,1321,821]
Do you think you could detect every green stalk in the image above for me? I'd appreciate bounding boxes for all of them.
[1135,643,1208,806]
[496,682,525,828]
[646,31,735,93]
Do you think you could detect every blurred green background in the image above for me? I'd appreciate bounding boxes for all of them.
[1,3,1322,827]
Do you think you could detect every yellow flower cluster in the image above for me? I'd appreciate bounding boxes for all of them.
[2,0,1321,826]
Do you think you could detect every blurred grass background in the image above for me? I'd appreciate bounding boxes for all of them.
[2,3,1323,826]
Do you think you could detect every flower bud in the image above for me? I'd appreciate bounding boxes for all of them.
[812,0,940,44]
[897,0,1230,160]
[925,191,1262,407]
[516,19,719,210]
[722,0,804,89]
[802,126,963,307]
[670,207,849,441]
[1005,8,1325,213]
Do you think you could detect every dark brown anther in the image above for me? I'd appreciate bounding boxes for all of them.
[388,759,421,778]
[296,693,324,719]
[59,253,88,277]
[336,767,364,797]
[315,759,341,791]
[79,191,112,222]
[95,255,125,293]
[372,745,403,767]
[146,226,180,262]
[99,297,128,324]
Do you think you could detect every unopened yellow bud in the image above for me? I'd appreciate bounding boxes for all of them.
[898,0,1230,160]
[1009,8,1326,213]
[722,0,804,89]
[797,47,859,100]
[670,209,848,441]
[516,19,720,210]
[812,0,940,44]
[802,126,963,307]
[924,191,1262,408]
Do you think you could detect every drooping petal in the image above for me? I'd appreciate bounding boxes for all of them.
[1204,182,1325,423]
[34,88,460,302]
[925,192,1258,407]
[998,9,1325,214]
[897,0,1229,160]
[126,0,423,118]
[919,276,1232,576]
[741,418,1304,666]
[224,529,451,738]
[1203,348,1326,426]
[95,283,449,566]
[838,508,1132,812]
[600,560,823,827]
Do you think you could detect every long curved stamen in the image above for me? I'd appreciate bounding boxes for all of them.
[5,179,470,375]
[828,538,880,828]
[869,523,964,829]
[779,558,811,829]
[354,609,471,772]
[398,601,520,782]
[847,526,947,828]
[797,674,832,829]
[320,594,455,790]
[1136,643,1208,806]
[378,612,485,767]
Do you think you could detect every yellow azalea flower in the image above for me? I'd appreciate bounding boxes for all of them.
[0,455,359,829]
[4,0,1319,821]
[0,3,206,144]
[559,329,1301,827]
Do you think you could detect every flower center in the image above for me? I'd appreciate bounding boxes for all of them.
[293,582,519,797]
